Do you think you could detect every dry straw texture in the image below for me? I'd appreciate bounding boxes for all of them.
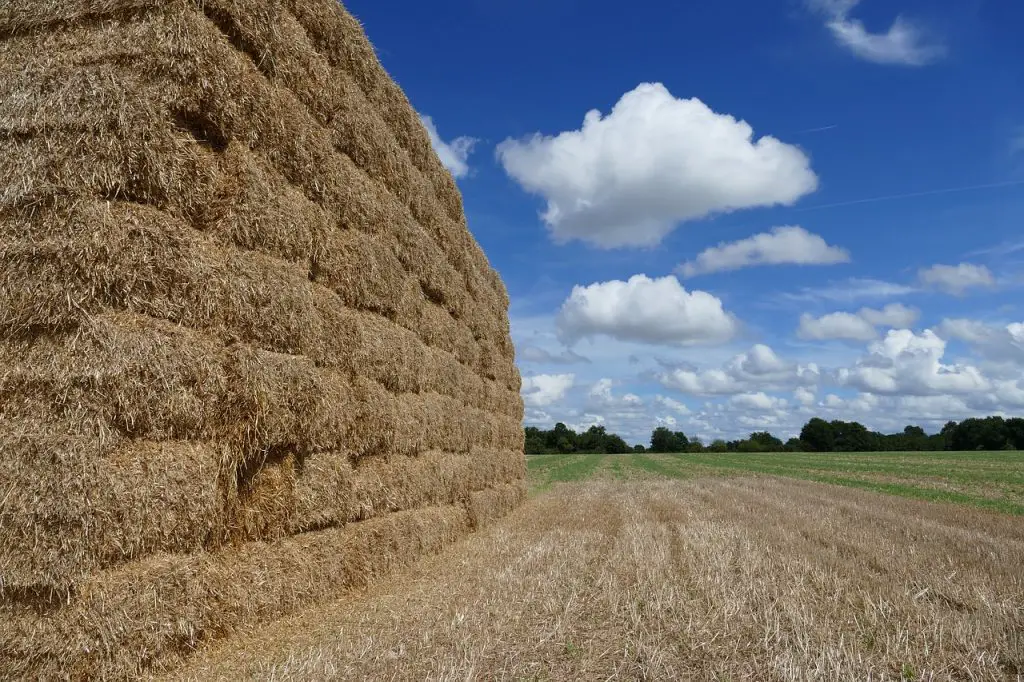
[0,0,524,677]
[174,478,1024,681]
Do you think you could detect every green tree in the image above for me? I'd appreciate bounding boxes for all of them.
[749,431,784,452]
[784,437,804,452]
[800,418,835,452]
[832,421,874,452]
[650,427,687,453]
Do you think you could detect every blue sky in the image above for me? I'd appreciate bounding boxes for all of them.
[348,0,1024,444]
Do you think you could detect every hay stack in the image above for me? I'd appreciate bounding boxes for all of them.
[0,1,525,676]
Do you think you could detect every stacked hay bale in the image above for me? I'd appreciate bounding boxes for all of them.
[0,0,525,677]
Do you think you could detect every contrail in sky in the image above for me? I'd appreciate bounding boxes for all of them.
[796,124,839,134]
[796,179,1024,212]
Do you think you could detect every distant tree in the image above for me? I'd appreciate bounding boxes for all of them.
[784,437,804,452]
[650,427,688,453]
[1005,418,1024,450]
[941,421,959,451]
[832,421,874,452]
[577,425,608,453]
[633,444,646,453]
[800,418,835,452]
[749,431,785,452]
[708,439,729,453]
[604,434,631,454]
[524,426,545,455]
[687,439,705,453]
[952,417,1008,451]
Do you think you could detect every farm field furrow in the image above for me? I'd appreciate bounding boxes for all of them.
[173,476,1024,681]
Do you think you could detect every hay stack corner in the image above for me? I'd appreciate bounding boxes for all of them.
[0,0,524,677]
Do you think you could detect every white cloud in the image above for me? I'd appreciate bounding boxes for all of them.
[497,83,819,248]
[556,275,738,347]
[798,312,878,341]
[784,278,918,303]
[798,303,920,341]
[918,263,995,295]
[730,392,789,412]
[794,386,817,406]
[809,0,945,66]
[521,373,575,407]
[655,396,691,415]
[859,303,919,328]
[420,114,477,179]
[836,329,989,396]
[679,226,849,278]
[659,344,819,396]
[937,319,1024,365]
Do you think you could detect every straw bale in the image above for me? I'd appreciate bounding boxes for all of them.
[467,482,527,530]
[311,226,420,322]
[206,141,333,265]
[1,505,471,680]
[0,313,229,442]
[347,376,397,459]
[220,346,354,458]
[352,310,429,395]
[291,448,526,534]
[0,421,221,592]
[417,300,480,368]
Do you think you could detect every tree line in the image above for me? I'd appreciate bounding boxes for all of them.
[524,415,1024,455]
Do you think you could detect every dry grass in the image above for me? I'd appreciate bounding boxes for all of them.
[173,477,1024,681]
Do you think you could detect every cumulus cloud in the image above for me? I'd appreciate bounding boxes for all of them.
[655,396,691,415]
[836,329,989,396]
[730,392,789,412]
[937,319,1024,365]
[918,263,995,295]
[859,303,920,328]
[497,83,818,248]
[798,312,877,341]
[420,114,477,179]
[809,0,945,66]
[659,344,819,396]
[798,303,920,341]
[678,226,849,278]
[521,374,575,407]
[556,275,738,347]
[793,386,817,406]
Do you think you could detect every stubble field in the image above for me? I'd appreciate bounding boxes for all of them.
[173,452,1024,681]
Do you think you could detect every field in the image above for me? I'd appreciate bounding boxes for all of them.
[528,451,1024,515]
[174,452,1024,681]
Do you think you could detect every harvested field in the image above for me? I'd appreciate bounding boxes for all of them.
[173,477,1024,680]
[528,451,1024,515]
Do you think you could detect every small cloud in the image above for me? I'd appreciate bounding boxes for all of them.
[784,278,918,303]
[918,263,995,295]
[497,83,818,248]
[521,374,576,407]
[798,311,878,341]
[808,0,945,67]
[796,304,919,342]
[420,114,477,179]
[678,226,849,278]
[556,275,739,347]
